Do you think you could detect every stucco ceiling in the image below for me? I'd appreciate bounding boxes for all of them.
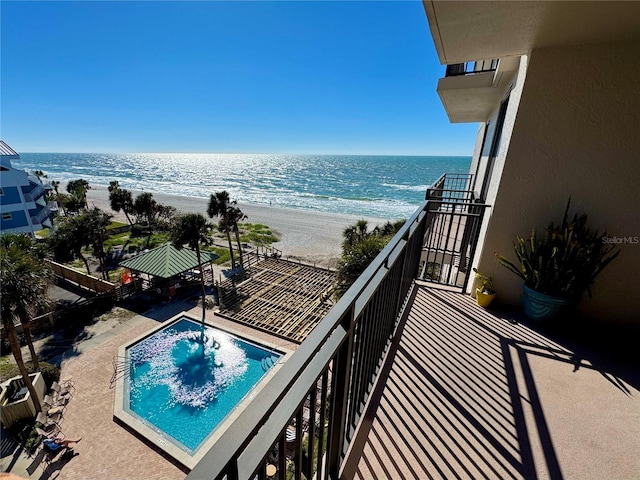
[424,1,640,64]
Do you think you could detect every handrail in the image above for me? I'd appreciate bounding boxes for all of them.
[30,207,51,225]
[23,184,45,203]
[445,59,499,77]
[187,200,429,480]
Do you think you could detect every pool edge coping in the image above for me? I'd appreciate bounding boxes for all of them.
[113,311,293,471]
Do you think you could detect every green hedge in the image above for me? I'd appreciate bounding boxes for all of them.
[0,361,60,388]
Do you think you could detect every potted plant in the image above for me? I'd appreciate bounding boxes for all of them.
[473,268,496,307]
[495,200,620,321]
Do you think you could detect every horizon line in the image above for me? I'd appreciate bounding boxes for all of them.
[17,151,473,158]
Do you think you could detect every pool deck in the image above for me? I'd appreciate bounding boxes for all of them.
[4,300,298,480]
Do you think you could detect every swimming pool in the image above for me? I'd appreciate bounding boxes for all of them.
[117,316,283,462]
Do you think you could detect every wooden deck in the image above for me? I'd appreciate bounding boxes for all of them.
[342,285,640,480]
[217,257,336,343]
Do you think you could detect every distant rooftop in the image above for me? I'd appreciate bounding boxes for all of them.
[119,243,219,279]
[0,140,20,158]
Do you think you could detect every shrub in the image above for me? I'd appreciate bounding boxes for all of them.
[130,224,148,236]
[35,361,61,389]
[7,418,41,454]
[334,219,406,298]
[239,223,279,246]
[0,361,60,387]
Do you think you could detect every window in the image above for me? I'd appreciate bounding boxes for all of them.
[2,213,12,220]
[480,92,511,201]
[0,187,4,195]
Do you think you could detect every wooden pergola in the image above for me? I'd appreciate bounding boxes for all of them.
[216,256,336,343]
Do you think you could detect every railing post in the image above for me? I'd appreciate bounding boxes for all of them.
[327,306,356,479]
[462,199,488,292]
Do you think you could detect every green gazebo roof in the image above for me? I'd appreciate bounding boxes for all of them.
[119,243,218,279]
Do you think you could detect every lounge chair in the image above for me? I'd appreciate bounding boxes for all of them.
[43,393,68,413]
[60,376,76,394]
[51,381,73,402]
[25,426,62,459]
[36,410,63,430]
[35,426,65,441]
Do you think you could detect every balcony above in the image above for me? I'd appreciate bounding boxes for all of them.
[30,205,52,228]
[437,57,519,123]
[423,1,640,65]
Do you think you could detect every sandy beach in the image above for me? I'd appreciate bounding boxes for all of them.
[83,184,395,269]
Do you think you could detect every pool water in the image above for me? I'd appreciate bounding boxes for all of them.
[126,318,281,452]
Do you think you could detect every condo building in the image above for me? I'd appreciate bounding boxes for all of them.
[0,141,54,236]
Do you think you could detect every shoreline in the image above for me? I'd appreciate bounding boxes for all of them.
[81,183,398,269]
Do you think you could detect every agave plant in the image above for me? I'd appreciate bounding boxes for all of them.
[495,200,620,300]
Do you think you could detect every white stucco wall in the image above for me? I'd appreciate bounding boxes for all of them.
[468,123,486,193]
[474,38,640,326]
[469,56,529,284]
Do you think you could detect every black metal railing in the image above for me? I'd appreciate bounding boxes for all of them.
[445,59,499,77]
[185,173,488,480]
[421,174,489,290]
[427,173,474,202]
[187,199,428,480]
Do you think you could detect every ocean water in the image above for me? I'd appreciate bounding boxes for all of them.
[15,153,470,219]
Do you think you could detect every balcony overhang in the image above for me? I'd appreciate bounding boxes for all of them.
[423,1,640,65]
[437,57,518,123]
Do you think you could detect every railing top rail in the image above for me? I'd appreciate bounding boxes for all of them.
[428,188,475,194]
[425,199,491,207]
[438,173,473,178]
[445,59,499,77]
[432,172,474,187]
[187,201,429,480]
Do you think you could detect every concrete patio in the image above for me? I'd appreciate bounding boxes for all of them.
[342,284,640,479]
[2,296,298,480]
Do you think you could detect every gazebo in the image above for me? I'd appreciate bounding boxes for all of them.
[119,243,218,298]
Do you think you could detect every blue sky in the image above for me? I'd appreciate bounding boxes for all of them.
[1,1,478,155]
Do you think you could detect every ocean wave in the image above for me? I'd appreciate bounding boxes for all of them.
[381,183,430,192]
[15,153,470,219]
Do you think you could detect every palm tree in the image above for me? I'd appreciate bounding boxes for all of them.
[50,214,92,274]
[342,219,370,247]
[108,181,134,225]
[228,205,247,267]
[133,192,159,247]
[335,235,386,299]
[170,213,213,327]
[207,191,236,270]
[0,235,53,412]
[85,208,113,280]
[335,219,406,298]
[66,179,90,209]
